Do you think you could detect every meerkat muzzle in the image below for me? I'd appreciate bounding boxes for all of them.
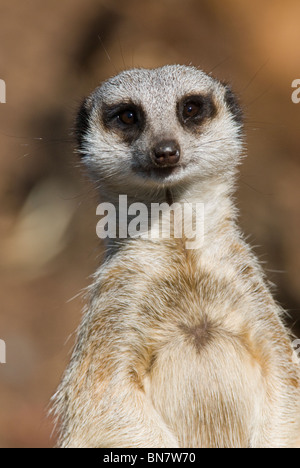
[151,139,181,167]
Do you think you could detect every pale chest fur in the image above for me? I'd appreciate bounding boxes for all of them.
[94,236,297,447]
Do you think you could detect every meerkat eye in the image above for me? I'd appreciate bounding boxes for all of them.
[183,101,202,119]
[102,102,145,143]
[118,109,138,125]
[178,94,217,129]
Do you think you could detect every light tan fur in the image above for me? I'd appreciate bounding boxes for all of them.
[52,65,300,448]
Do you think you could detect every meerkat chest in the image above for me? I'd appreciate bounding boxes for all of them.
[102,245,265,446]
[131,249,265,448]
[143,320,264,448]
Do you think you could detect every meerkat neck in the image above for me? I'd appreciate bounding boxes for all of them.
[171,177,238,249]
[100,176,237,255]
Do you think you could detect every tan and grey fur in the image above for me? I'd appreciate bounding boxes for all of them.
[53,65,300,448]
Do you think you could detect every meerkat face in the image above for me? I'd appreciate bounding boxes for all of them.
[76,65,243,196]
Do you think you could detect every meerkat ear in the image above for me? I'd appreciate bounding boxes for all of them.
[75,97,92,154]
[223,84,243,126]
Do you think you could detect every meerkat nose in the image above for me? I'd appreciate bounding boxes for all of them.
[152,140,181,166]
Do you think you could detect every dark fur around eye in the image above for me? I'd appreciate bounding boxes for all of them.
[177,94,217,130]
[102,102,146,144]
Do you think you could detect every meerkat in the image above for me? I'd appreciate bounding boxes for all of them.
[53,65,300,448]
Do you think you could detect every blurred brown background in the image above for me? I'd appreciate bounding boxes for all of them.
[0,0,299,448]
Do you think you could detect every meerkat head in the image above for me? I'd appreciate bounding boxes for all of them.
[76,65,243,199]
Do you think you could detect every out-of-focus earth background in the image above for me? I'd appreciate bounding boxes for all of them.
[0,0,299,447]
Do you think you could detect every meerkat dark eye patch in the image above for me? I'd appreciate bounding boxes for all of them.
[177,94,217,130]
[102,102,145,144]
